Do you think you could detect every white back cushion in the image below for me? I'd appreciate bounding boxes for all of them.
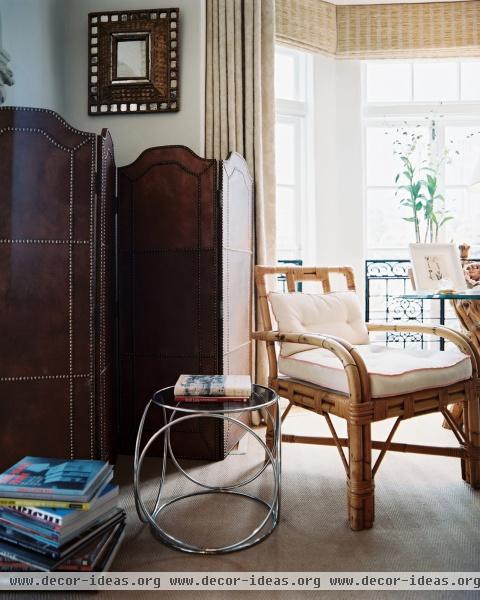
[268,291,369,357]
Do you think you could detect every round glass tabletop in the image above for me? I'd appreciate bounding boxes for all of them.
[152,384,277,414]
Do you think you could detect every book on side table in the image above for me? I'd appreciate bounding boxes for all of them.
[174,375,252,403]
[0,457,125,572]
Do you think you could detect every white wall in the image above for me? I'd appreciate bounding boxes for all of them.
[0,0,65,112]
[313,54,338,266]
[335,60,365,294]
[313,55,365,297]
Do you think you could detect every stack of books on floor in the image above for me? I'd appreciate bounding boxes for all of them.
[174,374,252,402]
[0,456,126,571]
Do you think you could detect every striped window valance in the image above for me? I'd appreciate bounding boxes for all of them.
[276,0,480,58]
[276,0,336,55]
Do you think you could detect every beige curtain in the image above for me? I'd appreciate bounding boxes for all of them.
[206,0,276,387]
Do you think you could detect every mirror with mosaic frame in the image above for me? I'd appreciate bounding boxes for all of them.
[88,8,179,115]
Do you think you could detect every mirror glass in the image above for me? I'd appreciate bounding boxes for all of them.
[116,39,147,78]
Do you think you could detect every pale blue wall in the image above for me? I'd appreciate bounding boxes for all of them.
[0,0,65,113]
[0,0,206,165]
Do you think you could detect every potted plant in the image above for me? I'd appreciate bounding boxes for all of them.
[393,124,453,244]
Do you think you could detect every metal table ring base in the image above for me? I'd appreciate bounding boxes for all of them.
[133,385,281,554]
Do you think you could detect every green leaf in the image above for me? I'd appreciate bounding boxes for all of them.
[402,217,417,222]
[439,216,454,226]
[412,181,422,196]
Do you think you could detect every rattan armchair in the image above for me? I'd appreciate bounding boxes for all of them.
[253,265,480,531]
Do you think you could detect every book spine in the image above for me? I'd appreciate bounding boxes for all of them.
[175,396,249,403]
[174,375,251,397]
[0,498,90,510]
[0,532,60,559]
[5,506,62,526]
[0,514,60,542]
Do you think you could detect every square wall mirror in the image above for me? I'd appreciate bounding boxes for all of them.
[114,36,149,80]
[88,8,179,115]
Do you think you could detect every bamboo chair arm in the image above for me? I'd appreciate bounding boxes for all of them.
[367,322,480,377]
[251,330,368,402]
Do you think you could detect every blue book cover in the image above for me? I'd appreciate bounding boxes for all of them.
[0,457,110,502]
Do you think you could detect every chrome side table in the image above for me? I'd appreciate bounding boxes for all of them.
[133,384,280,554]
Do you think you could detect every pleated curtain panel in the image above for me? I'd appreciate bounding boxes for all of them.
[205,0,276,388]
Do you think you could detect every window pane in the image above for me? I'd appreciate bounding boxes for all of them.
[275,51,296,101]
[461,62,480,101]
[413,62,459,102]
[275,121,296,185]
[366,63,411,103]
[445,188,480,248]
[366,126,428,187]
[445,125,480,186]
[367,189,412,249]
[276,186,298,251]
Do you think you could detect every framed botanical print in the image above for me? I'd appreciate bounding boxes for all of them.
[409,243,467,291]
[88,8,179,115]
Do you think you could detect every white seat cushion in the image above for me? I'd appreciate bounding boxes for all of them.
[268,291,369,357]
[278,344,472,398]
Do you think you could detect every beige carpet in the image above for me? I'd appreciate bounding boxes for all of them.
[4,409,480,600]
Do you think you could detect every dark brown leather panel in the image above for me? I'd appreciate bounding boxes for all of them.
[119,146,217,251]
[73,377,94,459]
[117,146,254,461]
[133,253,199,356]
[118,354,214,455]
[0,132,70,240]
[73,142,96,241]
[117,146,221,457]
[95,129,117,462]
[0,108,115,470]
[199,250,220,367]
[72,244,92,374]
[0,380,71,468]
[133,165,202,249]
[0,244,69,377]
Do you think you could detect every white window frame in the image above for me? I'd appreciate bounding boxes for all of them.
[362,59,480,259]
[275,45,315,263]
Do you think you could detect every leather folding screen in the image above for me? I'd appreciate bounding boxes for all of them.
[117,148,253,460]
[0,109,253,466]
[0,107,115,470]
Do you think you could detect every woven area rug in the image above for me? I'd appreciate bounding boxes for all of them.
[4,410,480,600]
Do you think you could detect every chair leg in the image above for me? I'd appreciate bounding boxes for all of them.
[463,385,480,489]
[265,401,278,454]
[347,421,374,531]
